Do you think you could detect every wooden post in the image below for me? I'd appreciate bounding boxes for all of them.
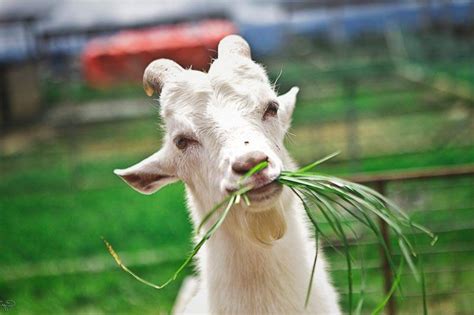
[375,181,396,315]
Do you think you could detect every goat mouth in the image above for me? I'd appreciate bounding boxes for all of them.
[240,181,283,202]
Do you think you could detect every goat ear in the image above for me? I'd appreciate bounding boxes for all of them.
[114,150,178,195]
[278,86,299,129]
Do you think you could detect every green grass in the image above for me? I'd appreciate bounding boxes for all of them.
[0,184,190,264]
[2,263,187,314]
[0,153,192,314]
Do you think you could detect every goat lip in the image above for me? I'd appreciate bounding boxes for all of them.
[249,179,279,191]
[225,175,280,194]
[225,181,282,203]
[245,181,283,201]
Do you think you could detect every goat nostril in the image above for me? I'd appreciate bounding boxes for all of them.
[244,141,249,145]
[231,151,269,175]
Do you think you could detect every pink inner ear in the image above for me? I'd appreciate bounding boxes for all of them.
[122,173,170,190]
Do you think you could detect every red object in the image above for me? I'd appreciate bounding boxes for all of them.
[81,19,236,87]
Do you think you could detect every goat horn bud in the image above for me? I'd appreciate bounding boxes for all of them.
[218,35,251,59]
[143,59,183,97]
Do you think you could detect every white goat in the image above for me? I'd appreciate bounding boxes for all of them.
[115,35,341,315]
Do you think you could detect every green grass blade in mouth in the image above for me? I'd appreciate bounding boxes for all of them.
[354,228,366,315]
[197,185,251,234]
[420,256,428,315]
[102,237,174,289]
[312,193,354,314]
[105,161,269,290]
[107,153,435,314]
[199,161,269,233]
[305,230,319,308]
[280,169,435,312]
[371,261,404,315]
[238,160,269,185]
[103,194,237,290]
[291,188,345,257]
[171,195,236,281]
[297,151,340,173]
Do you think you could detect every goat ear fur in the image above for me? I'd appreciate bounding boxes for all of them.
[278,86,299,130]
[114,150,178,195]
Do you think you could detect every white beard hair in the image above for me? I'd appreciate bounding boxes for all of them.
[236,201,288,246]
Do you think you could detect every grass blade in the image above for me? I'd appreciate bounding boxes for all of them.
[104,194,237,290]
[238,161,269,185]
[371,261,404,315]
[109,153,435,314]
[305,231,319,308]
[297,151,340,173]
[103,237,174,289]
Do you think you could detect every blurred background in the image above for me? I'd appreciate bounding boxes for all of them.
[0,0,473,314]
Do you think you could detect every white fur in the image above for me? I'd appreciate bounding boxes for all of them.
[116,35,341,315]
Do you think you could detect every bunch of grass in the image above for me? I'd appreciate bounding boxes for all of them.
[105,152,436,314]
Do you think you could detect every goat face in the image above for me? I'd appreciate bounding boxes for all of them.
[115,35,299,214]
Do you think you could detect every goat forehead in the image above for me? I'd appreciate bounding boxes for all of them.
[180,80,273,116]
[159,70,212,118]
[160,58,274,133]
[165,105,247,130]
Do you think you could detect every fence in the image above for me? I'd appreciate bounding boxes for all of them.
[341,164,474,314]
[1,2,473,313]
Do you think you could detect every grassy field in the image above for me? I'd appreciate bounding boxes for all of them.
[2,44,474,314]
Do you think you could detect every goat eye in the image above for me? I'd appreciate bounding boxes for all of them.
[174,136,198,150]
[263,101,279,120]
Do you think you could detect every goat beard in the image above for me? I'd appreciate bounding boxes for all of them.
[237,205,287,245]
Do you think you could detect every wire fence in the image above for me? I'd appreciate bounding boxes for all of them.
[1,1,474,314]
[346,165,474,314]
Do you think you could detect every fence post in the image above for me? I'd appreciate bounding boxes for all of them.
[375,180,396,315]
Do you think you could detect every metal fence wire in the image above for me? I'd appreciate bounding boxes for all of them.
[1,1,473,314]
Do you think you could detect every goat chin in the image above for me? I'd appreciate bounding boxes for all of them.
[237,205,288,246]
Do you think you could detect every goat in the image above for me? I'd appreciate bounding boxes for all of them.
[115,35,341,315]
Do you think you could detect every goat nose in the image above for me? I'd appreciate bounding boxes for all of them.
[232,151,268,175]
